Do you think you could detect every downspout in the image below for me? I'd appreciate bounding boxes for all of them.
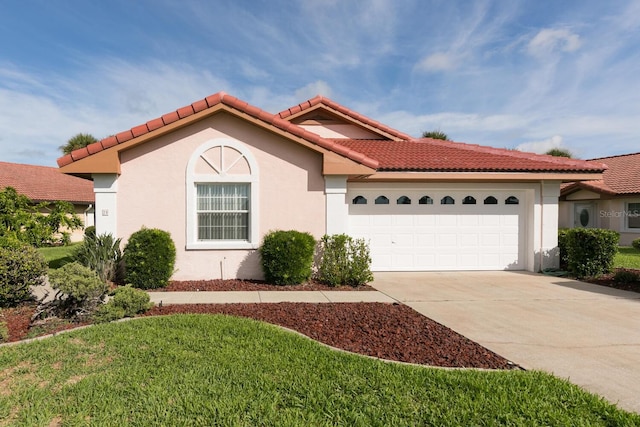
[84,204,93,229]
[539,181,544,272]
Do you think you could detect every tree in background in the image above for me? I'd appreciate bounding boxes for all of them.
[60,133,98,155]
[545,148,573,158]
[0,187,82,246]
[422,130,449,140]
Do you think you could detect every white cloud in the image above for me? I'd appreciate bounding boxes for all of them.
[416,53,457,72]
[528,28,582,57]
[515,135,564,154]
[294,81,333,102]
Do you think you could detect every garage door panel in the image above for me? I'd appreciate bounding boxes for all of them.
[348,190,525,271]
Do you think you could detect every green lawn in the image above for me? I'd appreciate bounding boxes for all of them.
[37,243,79,269]
[614,246,640,269]
[1,315,637,426]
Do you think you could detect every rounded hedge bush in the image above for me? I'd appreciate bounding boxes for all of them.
[0,243,48,307]
[260,230,316,285]
[632,238,640,251]
[565,228,619,278]
[123,228,176,289]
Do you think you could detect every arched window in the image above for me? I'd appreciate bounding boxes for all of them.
[352,195,367,205]
[462,196,476,205]
[441,196,455,205]
[375,196,389,205]
[186,139,259,249]
[397,196,411,205]
[419,196,433,205]
[505,196,520,205]
[484,196,498,205]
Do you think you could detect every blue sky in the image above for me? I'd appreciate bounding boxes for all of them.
[1,0,639,166]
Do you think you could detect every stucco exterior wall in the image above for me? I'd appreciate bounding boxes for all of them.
[116,113,326,280]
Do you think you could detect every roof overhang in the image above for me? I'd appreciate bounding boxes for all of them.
[349,171,604,183]
[59,104,376,177]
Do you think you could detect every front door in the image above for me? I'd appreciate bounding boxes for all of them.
[574,203,595,228]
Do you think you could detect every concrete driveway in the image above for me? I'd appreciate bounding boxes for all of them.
[371,271,640,414]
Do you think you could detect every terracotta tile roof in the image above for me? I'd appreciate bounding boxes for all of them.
[0,161,94,204]
[56,92,379,170]
[563,152,640,195]
[278,96,413,140]
[333,138,606,172]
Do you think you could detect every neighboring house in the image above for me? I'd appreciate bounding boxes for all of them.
[559,152,640,246]
[0,161,95,242]
[57,92,604,280]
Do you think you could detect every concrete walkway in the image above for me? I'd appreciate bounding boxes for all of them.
[370,271,640,414]
[146,290,397,305]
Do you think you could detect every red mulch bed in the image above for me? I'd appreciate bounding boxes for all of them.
[144,302,517,369]
[582,268,640,293]
[160,279,374,292]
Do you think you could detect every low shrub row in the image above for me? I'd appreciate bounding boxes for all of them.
[260,230,373,287]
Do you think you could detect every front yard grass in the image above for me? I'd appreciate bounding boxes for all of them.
[1,314,637,426]
[37,243,79,269]
[614,246,640,269]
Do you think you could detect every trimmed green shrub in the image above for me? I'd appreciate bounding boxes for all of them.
[123,228,176,289]
[260,230,316,285]
[557,228,569,270]
[84,226,96,240]
[0,243,48,307]
[632,238,640,251]
[47,262,108,319]
[613,269,640,284]
[317,234,374,287]
[74,233,123,283]
[94,285,153,323]
[565,228,619,278]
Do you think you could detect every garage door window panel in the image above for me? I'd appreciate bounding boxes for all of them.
[352,195,367,204]
[505,196,520,205]
[375,196,390,205]
[484,196,498,205]
[419,196,433,205]
[463,196,476,205]
[397,196,411,205]
[441,196,455,205]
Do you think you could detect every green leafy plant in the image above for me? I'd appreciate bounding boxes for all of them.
[0,243,48,307]
[613,269,640,284]
[632,238,640,251]
[317,234,374,287]
[84,225,96,240]
[94,285,153,323]
[565,228,620,278]
[557,228,569,270]
[74,233,123,283]
[45,262,108,320]
[260,230,316,285]
[123,228,176,289]
[0,187,82,247]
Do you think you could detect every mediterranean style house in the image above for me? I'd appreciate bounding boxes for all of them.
[559,152,640,246]
[57,92,604,279]
[0,161,94,242]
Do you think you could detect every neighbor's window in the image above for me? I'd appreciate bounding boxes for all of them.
[197,183,249,240]
[628,202,640,229]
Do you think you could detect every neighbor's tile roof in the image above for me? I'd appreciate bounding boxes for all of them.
[56,92,379,170]
[278,96,413,140]
[563,152,640,195]
[0,161,94,203]
[333,138,606,172]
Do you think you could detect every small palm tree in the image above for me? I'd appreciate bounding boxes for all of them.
[60,133,98,155]
[422,130,449,140]
[545,148,573,158]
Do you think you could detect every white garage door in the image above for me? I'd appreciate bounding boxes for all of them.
[348,190,525,271]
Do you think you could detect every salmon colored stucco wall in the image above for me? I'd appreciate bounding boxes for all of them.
[117,112,327,280]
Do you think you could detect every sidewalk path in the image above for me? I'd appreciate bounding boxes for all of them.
[147,290,398,305]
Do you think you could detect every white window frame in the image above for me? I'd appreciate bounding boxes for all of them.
[186,139,259,250]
